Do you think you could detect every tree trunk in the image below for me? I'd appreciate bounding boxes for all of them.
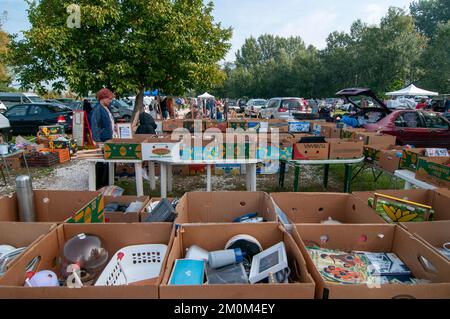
[132,86,145,132]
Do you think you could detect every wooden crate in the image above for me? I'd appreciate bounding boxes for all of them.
[39,148,70,163]
[24,151,59,167]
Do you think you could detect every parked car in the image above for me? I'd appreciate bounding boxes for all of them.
[259,97,308,120]
[55,98,75,105]
[0,101,6,113]
[227,99,240,112]
[244,99,267,117]
[237,98,248,113]
[66,101,83,111]
[0,113,11,141]
[335,88,391,127]
[0,92,44,108]
[110,99,133,122]
[365,110,450,148]
[4,103,73,135]
[428,95,450,113]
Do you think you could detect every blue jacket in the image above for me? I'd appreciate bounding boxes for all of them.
[90,103,114,142]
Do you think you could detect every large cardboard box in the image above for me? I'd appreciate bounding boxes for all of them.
[175,192,277,224]
[162,119,184,132]
[416,157,450,188]
[378,149,403,173]
[292,224,450,299]
[104,138,143,160]
[340,127,367,139]
[0,190,102,222]
[355,132,396,146]
[400,148,426,171]
[321,125,342,139]
[270,193,386,229]
[103,196,149,223]
[401,221,450,264]
[353,189,450,221]
[0,222,55,274]
[267,119,289,133]
[293,142,329,160]
[227,119,248,131]
[327,138,363,159]
[141,136,181,160]
[0,223,174,298]
[159,223,315,299]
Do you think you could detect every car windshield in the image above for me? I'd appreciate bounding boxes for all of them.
[254,100,266,106]
[46,104,72,112]
[348,96,382,108]
[281,99,303,110]
[28,96,44,103]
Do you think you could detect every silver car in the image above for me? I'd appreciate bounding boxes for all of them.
[259,97,308,120]
[244,99,267,117]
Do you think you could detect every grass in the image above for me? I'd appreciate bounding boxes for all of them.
[115,162,405,197]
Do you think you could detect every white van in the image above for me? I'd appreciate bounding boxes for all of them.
[0,92,44,108]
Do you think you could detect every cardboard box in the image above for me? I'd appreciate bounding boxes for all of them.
[247,120,269,133]
[0,223,174,298]
[355,132,397,146]
[159,223,315,299]
[142,137,181,160]
[162,119,184,132]
[400,148,426,171]
[340,128,367,139]
[227,120,248,131]
[103,196,149,223]
[270,193,386,229]
[267,119,289,133]
[293,142,329,160]
[364,145,401,164]
[0,222,55,274]
[327,138,363,159]
[104,138,143,160]
[184,120,206,133]
[378,149,403,173]
[416,157,450,188]
[401,221,450,264]
[214,163,241,175]
[321,125,342,139]
[353,189,450,222]
[0,190,102,222]
[175,192,277,224]
[204,120,227,133]
[292,224,450,299]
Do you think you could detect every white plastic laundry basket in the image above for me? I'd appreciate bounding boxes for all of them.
[95,244,168,286]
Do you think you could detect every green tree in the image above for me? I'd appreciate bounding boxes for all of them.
[7,0,232,112]
[410,0,450,38]
[419,22,450,93]
[0,23,11,91]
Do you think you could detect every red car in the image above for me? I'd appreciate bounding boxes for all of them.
[365,110,450,148]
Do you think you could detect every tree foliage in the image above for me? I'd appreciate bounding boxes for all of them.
[0,23,11,91]
[7,0,232,111]
[410,0,450,38]
[217,7,432,99]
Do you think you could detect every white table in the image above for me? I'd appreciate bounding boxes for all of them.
[394,170,437,190]
[152,159,261,198]
[279,157,365,193]
[86,158,144,196]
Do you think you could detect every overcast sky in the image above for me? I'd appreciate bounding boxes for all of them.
[1,0,414,62]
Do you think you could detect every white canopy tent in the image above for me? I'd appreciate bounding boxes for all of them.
[198,92,214,99]
[386,84,438,97]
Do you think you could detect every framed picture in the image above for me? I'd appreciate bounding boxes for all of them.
[117,123,133,139]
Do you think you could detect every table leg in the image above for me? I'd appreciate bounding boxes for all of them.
[245,164,251,190]
[167,164,173,193]
[206,164,212,192]
[148,161,156,190]
[293,164,300,192]
[1,155,11,183]
[88,162,96,191]
[160,162,167,198]
[344,164,353,193]
[250,163,257,191]
[278,161,286,188]
[108,162,115,186]
[323,164,330,189]
[135,162,144,197]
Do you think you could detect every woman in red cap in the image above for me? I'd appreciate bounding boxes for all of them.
[90,88,116,189]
